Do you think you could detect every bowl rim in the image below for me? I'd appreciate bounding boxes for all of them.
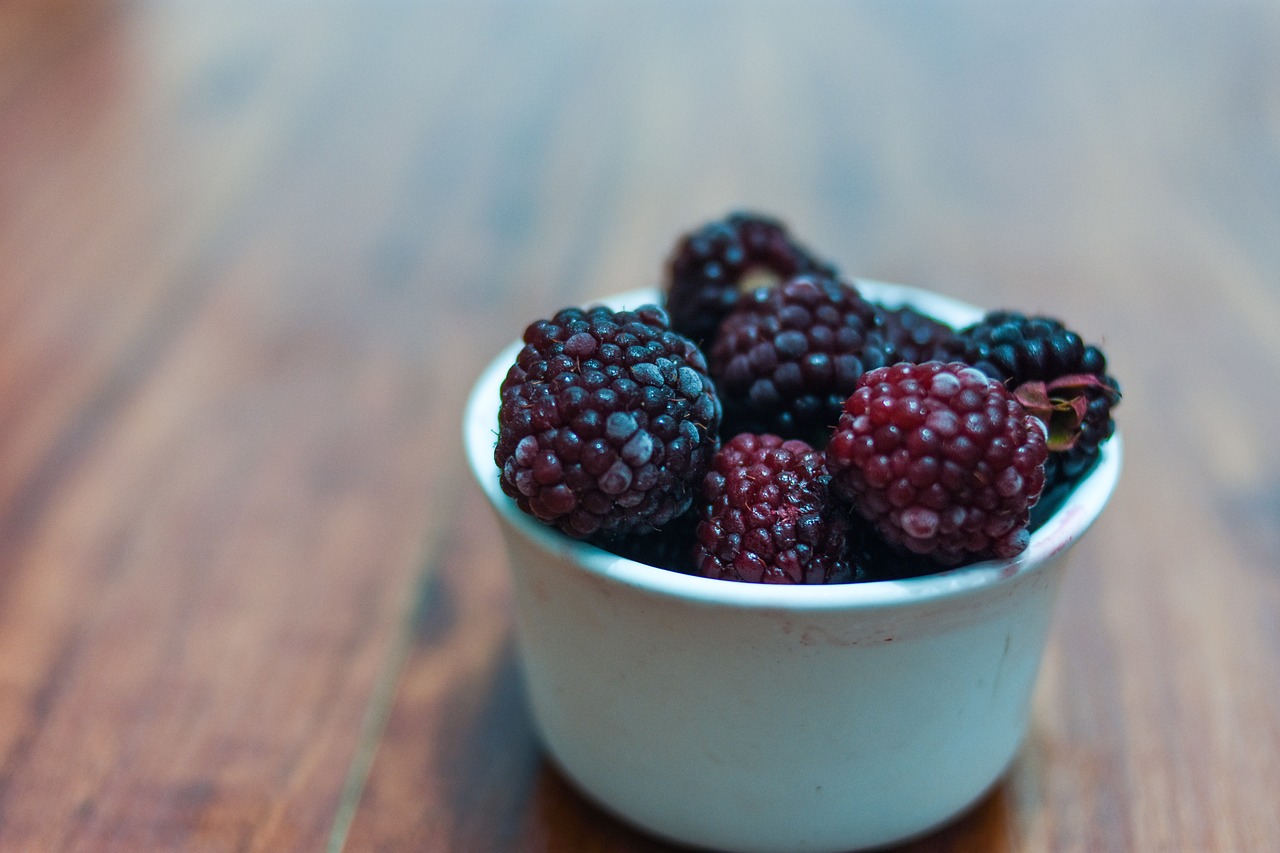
[463,281,1122,612]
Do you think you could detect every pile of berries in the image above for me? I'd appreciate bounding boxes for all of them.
[494,212,1121,583]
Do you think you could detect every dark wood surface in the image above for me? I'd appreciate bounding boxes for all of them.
[2,1,1279,850]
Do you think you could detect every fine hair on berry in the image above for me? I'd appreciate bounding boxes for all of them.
[495,304,722,539]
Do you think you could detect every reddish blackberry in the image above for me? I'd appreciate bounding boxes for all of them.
[664,212,837,344]
[496,304,722,539]
[826,362,1048,565]
[955,311,1120,486]
[878,303,961,364]
[695,433,851,584]
[708,276,896,441]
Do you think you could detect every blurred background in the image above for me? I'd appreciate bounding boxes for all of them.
[2,0,1278,849]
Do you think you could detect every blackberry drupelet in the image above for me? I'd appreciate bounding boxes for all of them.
[496,304,722,539]
[708,276,896,442]
[826,362,1048,565]
[955,311,1121,486]
[878,303,961,364]
[664,212,837,345]
[695,433,851,584]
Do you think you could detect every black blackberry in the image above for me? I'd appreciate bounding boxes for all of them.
[695,433,851,584]
[593,509,700,574]
[664,212,837,345]
[955,311,1121,486]
[844,514,948,582]
[496,304,722,539]
[708,276,897,442]
[878,303,961,364]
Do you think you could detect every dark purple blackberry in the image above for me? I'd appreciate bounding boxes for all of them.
[955,311,1120,486]
[878,303,961,364]
[695,433,851,584]
[496,304,721,539]
[826,362,1048,565]
[708,276,897,442]
[844,514,947,582]
[594,509,700,574]
[664,212,837,344]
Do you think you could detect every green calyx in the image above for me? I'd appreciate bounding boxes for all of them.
[1013,374,1120,451]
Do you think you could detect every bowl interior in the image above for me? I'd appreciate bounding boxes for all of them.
[464,282,1121,612]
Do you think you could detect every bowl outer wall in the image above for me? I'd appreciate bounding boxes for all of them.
[463,282,1121,852]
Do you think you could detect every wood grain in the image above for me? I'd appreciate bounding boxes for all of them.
[0,1,1277,850]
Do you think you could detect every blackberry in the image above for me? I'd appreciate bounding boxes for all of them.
[826,362,1048,565]
[594,510,700,574]
[708,276,896,442]
[664,212,837,344]
[955,311,1121,486]
[496,304,722,539]
[695,433,851,584]
[878,303,961,364]
[844,514,947,582]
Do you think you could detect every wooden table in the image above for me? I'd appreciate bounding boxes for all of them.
[3,1,1278,849]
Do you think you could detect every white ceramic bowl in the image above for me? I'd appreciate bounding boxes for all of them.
[463,282,1121,853]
